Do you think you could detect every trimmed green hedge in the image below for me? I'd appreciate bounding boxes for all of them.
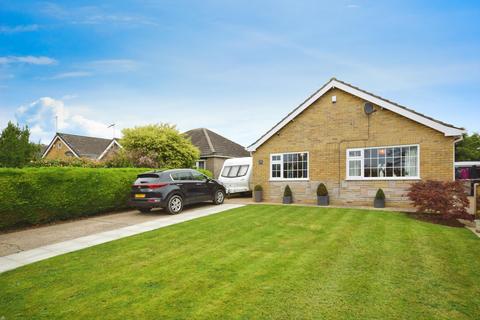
[0,168,146,230]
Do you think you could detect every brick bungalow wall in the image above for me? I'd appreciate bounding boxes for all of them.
[251,88,455,207]
[43,137,75,160]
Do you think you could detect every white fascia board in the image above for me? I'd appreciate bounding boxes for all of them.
[332,80,466,137]
[41,135,80,159]
[98,140,123,160]
[247,79,465,151]
[246,81,335,151]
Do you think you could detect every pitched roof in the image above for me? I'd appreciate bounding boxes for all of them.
[184,128,250,158]
[42,133,120,159]
[247,78,466,151]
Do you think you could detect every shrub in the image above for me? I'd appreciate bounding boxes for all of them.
[0,167,146,230]
[29,158,105,168]
[196,168,213,178]
[0,122,39,168]
[121,124,200,168]
[254,185,263,192]
[284,185,292,197]
[317,183,328,196]
[375,189,385,200]
[407,180,471,220]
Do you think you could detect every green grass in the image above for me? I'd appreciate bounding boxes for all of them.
[1,205,479,319]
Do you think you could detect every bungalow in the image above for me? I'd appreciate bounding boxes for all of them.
[42,133,122,161]
[246,78,466,207]
[185,128,250,178]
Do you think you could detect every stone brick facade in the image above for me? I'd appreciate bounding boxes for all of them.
[251,88,457,208]
[43,137,76,160]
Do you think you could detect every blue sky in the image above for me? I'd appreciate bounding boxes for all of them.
[0,0,479,146]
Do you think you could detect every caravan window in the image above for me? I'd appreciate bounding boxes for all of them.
[221,165,249,178]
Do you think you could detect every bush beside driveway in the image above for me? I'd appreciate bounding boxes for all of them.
[0,168,146,230]
[1,205,479,319]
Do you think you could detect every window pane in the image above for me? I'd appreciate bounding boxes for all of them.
[238,165,249,176]
[364,149,371,158]
[228,166,240,177]
[192,171,206,181]
[364,167,371,177]
[221,166,231,177]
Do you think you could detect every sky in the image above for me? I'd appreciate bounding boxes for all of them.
[0,0,479,146]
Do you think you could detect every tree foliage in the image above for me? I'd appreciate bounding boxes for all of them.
[0,122,39,168]
[407,180,471,220]
[456,133,480,161]
[120,124,200,168]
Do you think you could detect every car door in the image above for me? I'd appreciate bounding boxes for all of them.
[191,170,212,202]
[170,171,196,203]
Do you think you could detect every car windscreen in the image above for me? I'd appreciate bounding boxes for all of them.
[221,165,249,178]
[135,173,170,184]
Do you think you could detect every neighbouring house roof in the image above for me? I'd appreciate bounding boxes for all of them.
[42,133,122,160]
[247,77,466,152]
[184,128,250,158]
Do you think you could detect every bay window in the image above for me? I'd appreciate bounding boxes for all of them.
[346,145,419,180]
[270,152,309,180]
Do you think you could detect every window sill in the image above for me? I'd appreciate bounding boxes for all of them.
[345,177,421,181]
[269,179,310,182]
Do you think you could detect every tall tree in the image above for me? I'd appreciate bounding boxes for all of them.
[456,133,480,161]
[0,122,40,168]
[121,124,200,168]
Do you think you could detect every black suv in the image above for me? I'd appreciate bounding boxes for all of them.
[129,169,226,214]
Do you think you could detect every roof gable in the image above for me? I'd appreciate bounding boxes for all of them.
[42,133,122,160]
[185,128,250,158]
[247,78,465,151]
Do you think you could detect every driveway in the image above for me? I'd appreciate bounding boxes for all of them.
[0,203,241,257]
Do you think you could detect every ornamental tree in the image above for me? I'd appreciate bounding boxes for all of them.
[0,122,40,168]
[407,180,471,220]
[121,124,200,168]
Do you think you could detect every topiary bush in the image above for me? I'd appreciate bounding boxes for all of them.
[254,185,263,192]
[375,188,385,200]
[317,183,328,196]
[0,167,146,230]
[284,185,292,197]
[407,180,471,220]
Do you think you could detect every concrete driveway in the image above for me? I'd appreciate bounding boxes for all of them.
[0,202,244,257]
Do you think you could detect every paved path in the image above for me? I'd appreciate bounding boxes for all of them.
[0,203,244,274]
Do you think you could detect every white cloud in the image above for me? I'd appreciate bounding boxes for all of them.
[346,4,360,9]
[0,56,57,65]
[15,97,113,143]
[0,24,39,33]
[45,71,92,80]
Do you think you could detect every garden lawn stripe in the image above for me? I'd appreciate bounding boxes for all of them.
[1,205,479,319]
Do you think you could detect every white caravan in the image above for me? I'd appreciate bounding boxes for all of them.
[218,157,252,195]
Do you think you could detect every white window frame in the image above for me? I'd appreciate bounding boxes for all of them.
[346,144,421,181]
[270,151,309,181]
[195,160,206,170]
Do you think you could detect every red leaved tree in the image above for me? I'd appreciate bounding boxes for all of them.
[407,180,471,220]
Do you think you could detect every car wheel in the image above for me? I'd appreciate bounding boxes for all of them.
[139,208,151,213]
[213,189,225,205]
[166,194,183,214]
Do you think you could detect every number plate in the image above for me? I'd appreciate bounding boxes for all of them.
[135,194,146,198]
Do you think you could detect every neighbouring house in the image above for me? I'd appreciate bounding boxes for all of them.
[185,128,250,178]
[246,78,466,207]
[42,132,122,161]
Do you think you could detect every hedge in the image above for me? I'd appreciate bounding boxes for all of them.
[0,168,146,230]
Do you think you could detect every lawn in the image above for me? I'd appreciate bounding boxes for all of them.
[1,205,479,319]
